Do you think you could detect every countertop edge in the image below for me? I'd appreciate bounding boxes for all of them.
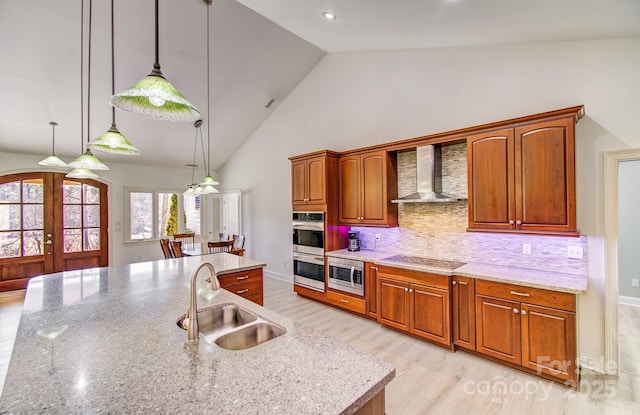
[341,370,397,415]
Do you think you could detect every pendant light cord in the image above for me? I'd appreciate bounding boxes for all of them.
[87,0,92,147]
[206,2,211,176]
[110,0,116,126]
[154,0,160,69]
[80,0,84,155]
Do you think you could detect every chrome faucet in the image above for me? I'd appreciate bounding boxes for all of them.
[185,261,220,343]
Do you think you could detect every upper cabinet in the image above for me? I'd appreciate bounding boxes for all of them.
[467,115,578,236]
[290,151,340,210]
[338,150,398,227]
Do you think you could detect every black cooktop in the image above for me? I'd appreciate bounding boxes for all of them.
[380,255,466,271]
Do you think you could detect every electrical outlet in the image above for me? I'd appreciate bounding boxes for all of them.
[567,246,583,259]
[375,234,381,241]
[632,279,640,288]
[522,243,531,255]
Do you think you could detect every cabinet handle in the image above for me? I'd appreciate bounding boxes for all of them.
[236,289,249,294]
[521,310,528,315]
[516,220,522,225]
[452,280,457,285]
[513,308,519,314]
[409,289,414,293]
[340,299,349,303]
[510,291,530,297]
[404,288,408,292]
[509,219,515,225]
[236,276,249,280]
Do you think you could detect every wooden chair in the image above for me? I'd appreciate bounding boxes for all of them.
[173,232,195,248]
[160,238,173,259]
[207,240,234,253]
[171,240,184,258]
[230,234,245,257]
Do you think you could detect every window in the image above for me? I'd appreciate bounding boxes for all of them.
[63,180,101,252]
[0,179,44,258]
[126,189,203,242]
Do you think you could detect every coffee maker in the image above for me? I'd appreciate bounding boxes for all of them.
[348,231,362,252]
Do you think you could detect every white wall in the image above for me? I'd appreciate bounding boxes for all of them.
[0,151,219,266]
[219,38,640,365]
[618,160,640,299]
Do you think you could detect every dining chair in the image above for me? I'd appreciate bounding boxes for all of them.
[207,240,234,253]
[173,232,195,248]
[171,240,184,258]
[160,238,173,259]
[218,232,230,242]
[230,234,245,256]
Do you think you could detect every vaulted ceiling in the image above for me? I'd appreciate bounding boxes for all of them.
[1,0,638,170]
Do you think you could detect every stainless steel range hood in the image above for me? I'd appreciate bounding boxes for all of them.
[391,145,459,203]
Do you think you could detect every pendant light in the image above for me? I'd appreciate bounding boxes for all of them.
[199,0,219,194]
[38,122,68,168]
[109,0,200,122]
[183,120,202,195]
[89,0,139,155]
[68,0,108,179]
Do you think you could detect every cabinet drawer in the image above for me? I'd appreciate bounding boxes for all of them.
[217,268,263,289]
[475,280,575,312]
[326,290,367,315]
[224,280,263,298]
[377,266,449,289]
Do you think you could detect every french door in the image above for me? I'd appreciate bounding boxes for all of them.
[0,172,108,291]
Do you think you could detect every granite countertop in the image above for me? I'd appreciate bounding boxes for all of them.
[0,254,394,414]
[326,249,587,294]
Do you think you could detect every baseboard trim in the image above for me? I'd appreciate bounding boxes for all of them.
[579,353,606,374]
[619,295,640,307]
[264,270,292,283]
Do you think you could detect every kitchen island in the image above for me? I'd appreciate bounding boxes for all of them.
[0,254,395,414]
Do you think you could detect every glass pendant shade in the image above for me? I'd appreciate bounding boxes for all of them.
[38,155,68,168]
[183,185,195,196]
[68,149,110,170]
[201,184,219,194]
[89,124,140,155]
[39,121,68,168]
[66,168,99,179]
[109,67,200,122]
[193,185,204,194]
[199,175,219,186]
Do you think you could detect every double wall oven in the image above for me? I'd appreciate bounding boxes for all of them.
[292,212,325,292]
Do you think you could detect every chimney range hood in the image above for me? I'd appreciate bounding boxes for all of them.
[391,145,459,203]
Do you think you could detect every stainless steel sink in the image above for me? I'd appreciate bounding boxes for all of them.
[176,302,286,349]
[214,322,286,350]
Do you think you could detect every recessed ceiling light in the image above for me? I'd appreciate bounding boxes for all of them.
[322,11,336,21]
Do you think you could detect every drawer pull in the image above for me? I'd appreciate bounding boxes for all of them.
[236,276,249,281]
[521,310,528,315]
[452,281,457,285]
[510,290,530,297]
[513,308,519,314]
[340,299,349,303]
[404,288,408,292]
[236,289,249,294]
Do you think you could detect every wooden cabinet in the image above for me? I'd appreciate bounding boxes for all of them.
[467,116,578,235]
[339,150,398,227]
[474,280,577,383]
[290,151,340,209]
[366,263,378,318]
[326,289,367,315]
[377,267,451,347]
[452,275,475,350]
[217,267,264,305]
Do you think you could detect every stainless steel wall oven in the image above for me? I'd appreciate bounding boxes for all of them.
[293,212,325,292]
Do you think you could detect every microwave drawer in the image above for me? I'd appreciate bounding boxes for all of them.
[326,290,366,315]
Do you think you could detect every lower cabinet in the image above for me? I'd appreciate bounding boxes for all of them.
[452,275,475,350]
[217,267,264,305]
[474,279,577,384]
[326,289,367,315]
[377,267,451,347]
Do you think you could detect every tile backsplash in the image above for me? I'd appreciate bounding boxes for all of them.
[350,144,588,276]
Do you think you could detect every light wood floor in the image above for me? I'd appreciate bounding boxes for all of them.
[1,279,639,414]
